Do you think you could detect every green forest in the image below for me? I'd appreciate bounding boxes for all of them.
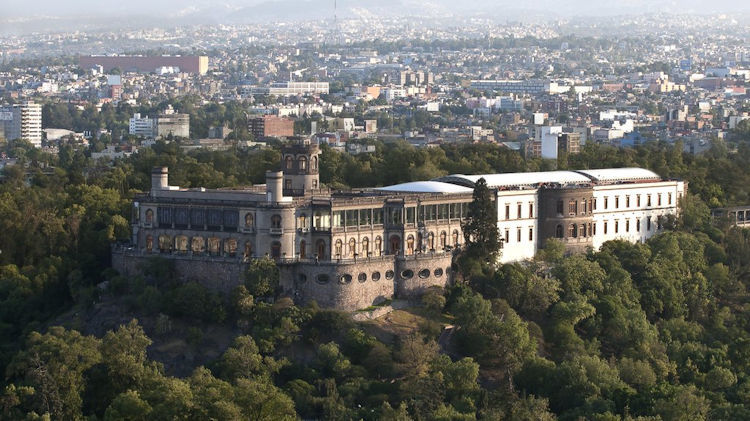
[2,137,750,420]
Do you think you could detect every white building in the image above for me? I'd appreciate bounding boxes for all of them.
[129,113,156,138]
[0,101,43,147]
[436,168,686,263]
[540,126,563,160]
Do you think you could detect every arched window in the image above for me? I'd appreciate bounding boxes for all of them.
[245,213,254,228]
[299,156,307,171]
[271,214,281,228]
[208,237,221,255]
[452,230,459,246]
[271,242,281,260]
[316,240,326,259]
[175,235,189,253]
[158,235,171,252]
[146,235,153,252]
[311,156,318,170]
[145,209,153,224]
[555,225,563,238]
[428,232,435,251]
[244,241,252,259]
[389,235,401,255]
[191,237,205,253]
[285,155,293,169]
[417,233,423,253]
[225,238,237,257]
[298,213,307,229]
[348,238,356,258]
[361,237,369,256]
[440,231,447,250]
[299,240,306,259]
[406,235,415,255]
[335,239,343,257]
[374,236,382,256]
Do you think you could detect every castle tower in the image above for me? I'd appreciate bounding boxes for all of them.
[281,139,321,196]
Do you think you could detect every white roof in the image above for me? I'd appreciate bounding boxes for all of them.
[436,171,591,188]
[574,168,660,182]
[376,181,474,194]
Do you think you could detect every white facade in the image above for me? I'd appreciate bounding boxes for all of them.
[540,126,562,160]
[496,189,539,263]
[590,181,686,249]
[129,113,156,138]
[436,168,685,263]
[0,101,42,147]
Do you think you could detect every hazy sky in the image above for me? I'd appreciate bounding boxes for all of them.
[2,0,748,20]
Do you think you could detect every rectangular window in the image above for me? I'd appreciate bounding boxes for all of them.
[668,193,673,205]
[615,220,619,233]
[569,200,577,215]
[360,209,372,226]
[637,195,641,207]
[658,194,662,206]
[529,227,534,241]
[626,219,630,232]
[428,205,437,220]
[517,204,522,219]
[583,200,587,214]
[529,203,534,218]
[626,195,630,208]
[593,223,597,235]
[556,200,564,214]
[406,207,415,224]
[333,210,345,227]
[505,204,510,220]
[604,221,608,234]
[647,218,652,231]
[449,203,458,219]
[636,219,640,231]
[647,195,652,207]
[615,196,619,209]
[373,209,383,225]
[604,197,609,209]
[593,198,597,210]
[346,210,358,227]
[505,229,510,243]
[439,204,449,220]
[517,228,522,242]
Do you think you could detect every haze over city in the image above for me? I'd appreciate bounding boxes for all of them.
[2,0,750,420]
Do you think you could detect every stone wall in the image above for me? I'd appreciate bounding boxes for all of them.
[395,253,453,297]
[112,250,245,293]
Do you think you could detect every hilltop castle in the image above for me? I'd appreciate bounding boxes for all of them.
[113,140,685,311]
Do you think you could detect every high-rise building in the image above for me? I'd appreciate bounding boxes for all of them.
[0,101,42,147]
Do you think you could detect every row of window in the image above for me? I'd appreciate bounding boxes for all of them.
[330,230,461,258]
[311,267,450,285]
[148,208,239,229]
[602,192,673,210]
[284,155,318,172]
[553,216,663,239]
[504,202,535,220]
[502,227,535,245]
[330,203,470,229]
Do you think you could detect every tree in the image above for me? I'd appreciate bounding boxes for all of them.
[461,178,500,265]
[245,257,280,298]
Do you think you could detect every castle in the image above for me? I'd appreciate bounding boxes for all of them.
[113,140,685,311]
